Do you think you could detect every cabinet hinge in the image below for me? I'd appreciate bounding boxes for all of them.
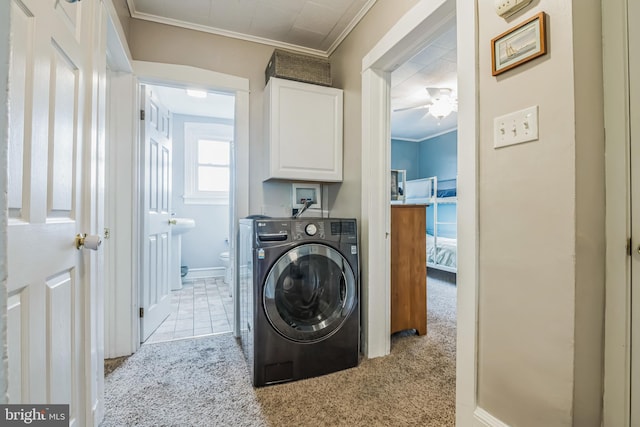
[628,238,632,256]
[139,307,144,318]
[140,109,145,120]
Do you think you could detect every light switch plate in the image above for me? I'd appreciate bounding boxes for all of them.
[493,105,539,148]
[495,0,533,18]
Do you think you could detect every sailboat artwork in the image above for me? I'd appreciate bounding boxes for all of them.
[491,12,547,76]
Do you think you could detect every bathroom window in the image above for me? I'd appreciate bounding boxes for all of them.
[184,122,233,205]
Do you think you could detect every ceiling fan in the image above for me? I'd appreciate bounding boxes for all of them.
[393,87,458,119]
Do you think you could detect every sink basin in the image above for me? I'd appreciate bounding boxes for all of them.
[170,217,196,235]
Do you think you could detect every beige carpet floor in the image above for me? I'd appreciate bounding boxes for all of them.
[102,273,456,426]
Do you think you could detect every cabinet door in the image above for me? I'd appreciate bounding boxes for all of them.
[264,77,343,182]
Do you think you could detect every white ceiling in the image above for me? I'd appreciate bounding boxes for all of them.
[128,0,457,141]
[390,23,458,141]
[151,85,235,119]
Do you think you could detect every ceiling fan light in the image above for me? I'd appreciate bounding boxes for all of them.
[428,95,456,119]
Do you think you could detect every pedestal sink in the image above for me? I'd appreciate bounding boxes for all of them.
[170,217,196,290]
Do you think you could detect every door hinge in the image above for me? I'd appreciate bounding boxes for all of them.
[140,109,145,120]
[627,238,632,256]
[139,307,144,318]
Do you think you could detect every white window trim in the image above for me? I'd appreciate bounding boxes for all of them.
[184,122,233,205]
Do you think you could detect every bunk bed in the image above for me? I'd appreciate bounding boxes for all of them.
[399,175,457,273]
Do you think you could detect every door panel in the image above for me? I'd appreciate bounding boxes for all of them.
[48,41,78,216]
[46,270,74,406]
[140,85,172,342]
[7,293,24,403]
[7,0,31,217]
[7,0,90,424]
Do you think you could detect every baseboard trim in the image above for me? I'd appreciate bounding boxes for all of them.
[474,407,510,427]
[184,267,224,280]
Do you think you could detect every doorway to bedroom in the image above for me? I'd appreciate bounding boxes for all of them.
[389,19,458,335]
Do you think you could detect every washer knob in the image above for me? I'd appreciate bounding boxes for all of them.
[305,223,317,236]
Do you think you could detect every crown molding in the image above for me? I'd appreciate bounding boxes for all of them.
[126,0,379,58]
[326,0,378,56]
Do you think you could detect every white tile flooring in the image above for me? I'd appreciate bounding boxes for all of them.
[145,277,234,344]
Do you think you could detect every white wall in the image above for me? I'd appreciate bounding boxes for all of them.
[172,114,230,270]
[476,1,605,425]
[0,0,9,403]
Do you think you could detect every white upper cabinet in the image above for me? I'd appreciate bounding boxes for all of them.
[264,77,343,182]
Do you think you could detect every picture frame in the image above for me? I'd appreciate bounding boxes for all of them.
[491,12,547,76]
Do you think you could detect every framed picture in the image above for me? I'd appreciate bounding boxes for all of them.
[491,12,547,76]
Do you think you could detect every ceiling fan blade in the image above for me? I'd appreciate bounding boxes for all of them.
[426,87,453,98]
[393,102,431,113]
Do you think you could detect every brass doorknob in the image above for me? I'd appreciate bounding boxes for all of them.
[75,233,102,250]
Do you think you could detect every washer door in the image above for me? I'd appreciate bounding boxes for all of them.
[263,243,357,343]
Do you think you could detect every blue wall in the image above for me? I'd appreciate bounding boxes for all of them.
[391,130,458,238]
[391,139,420,180]
[420,130,457,238]
[418,130,457,180]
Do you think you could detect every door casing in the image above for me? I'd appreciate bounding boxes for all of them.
[602,0,632,426]
[360,0,479,425]
[104,58,250,357]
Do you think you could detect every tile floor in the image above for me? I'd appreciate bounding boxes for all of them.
[145,277,234,344]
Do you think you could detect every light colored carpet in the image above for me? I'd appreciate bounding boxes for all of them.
[101,274,456,427]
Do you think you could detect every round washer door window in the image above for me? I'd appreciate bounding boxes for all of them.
[263,243,357,343]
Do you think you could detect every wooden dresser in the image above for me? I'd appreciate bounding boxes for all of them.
[391,204,427,335]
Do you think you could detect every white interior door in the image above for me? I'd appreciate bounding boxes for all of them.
[630,0,640,422]
[7,0,94,424]
[139,84,173,342]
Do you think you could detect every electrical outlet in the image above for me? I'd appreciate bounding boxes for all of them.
[493,105,539,148]
[495,0,533,18]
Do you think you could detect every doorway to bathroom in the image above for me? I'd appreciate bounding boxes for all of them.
[103,59,250,360]
[138,83,237,344]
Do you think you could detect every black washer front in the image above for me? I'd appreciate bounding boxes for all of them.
[263,243,356,343]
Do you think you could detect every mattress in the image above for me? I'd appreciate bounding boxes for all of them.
[426,234,457,270]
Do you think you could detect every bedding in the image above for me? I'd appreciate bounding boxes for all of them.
[426,233,457,271]
[436,178,457,198]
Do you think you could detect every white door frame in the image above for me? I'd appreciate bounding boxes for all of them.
[101,4,249,356]
[602,0,632,425]
[103,0,136,358]
[360,0,478,424]
[104,60,250,356]
[132,61,250,344]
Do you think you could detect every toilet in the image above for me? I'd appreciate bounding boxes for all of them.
[219,251,231,284]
